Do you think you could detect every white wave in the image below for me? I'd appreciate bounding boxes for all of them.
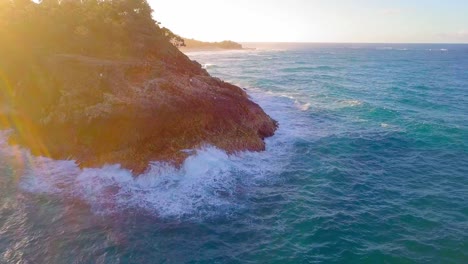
[295,100,311,111]
[278,93,298,100]
[426,48,449,52]
[379,123,404,132]
[340,99,363,107]
[0,89,309,220]
[202,63,215,69]
[19,147,242,218]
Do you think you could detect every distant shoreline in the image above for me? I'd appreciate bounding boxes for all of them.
[180,47,255,53]
[180,39,256,53]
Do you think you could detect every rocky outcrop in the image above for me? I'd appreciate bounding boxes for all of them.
[3,47,277,174]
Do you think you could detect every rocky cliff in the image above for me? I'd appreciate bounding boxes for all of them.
[2,45,277,174]
[0,0,277,174]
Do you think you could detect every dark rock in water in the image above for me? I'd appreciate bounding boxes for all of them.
[3,47,277,174]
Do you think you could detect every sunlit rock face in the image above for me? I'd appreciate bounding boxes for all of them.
[3,46,277,174]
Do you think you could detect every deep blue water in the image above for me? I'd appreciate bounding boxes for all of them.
[1,43,467,263]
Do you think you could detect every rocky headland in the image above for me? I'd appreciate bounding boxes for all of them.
[0,0,277,174]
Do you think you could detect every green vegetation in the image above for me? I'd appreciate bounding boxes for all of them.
[0,0,184,60]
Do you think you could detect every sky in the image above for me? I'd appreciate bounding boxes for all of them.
[148,0,468,43]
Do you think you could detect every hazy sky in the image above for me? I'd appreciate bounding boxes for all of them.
[148,0,468,43]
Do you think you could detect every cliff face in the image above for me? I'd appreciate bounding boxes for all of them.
[4,44,277,174]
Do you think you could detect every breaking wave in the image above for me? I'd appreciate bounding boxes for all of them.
[1,90,309,220]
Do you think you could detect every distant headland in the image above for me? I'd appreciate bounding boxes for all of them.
[180,38,246,51]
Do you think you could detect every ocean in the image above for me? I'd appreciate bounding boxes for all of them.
[1,43,467,263]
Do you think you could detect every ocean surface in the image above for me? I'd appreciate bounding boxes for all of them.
[1,43,467,263]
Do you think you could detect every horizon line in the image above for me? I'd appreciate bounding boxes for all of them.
[236,41,468,45]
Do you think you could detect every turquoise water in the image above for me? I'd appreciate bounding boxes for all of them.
[1,43,467,263]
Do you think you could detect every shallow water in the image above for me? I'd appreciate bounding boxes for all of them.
[1,43,467,263]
